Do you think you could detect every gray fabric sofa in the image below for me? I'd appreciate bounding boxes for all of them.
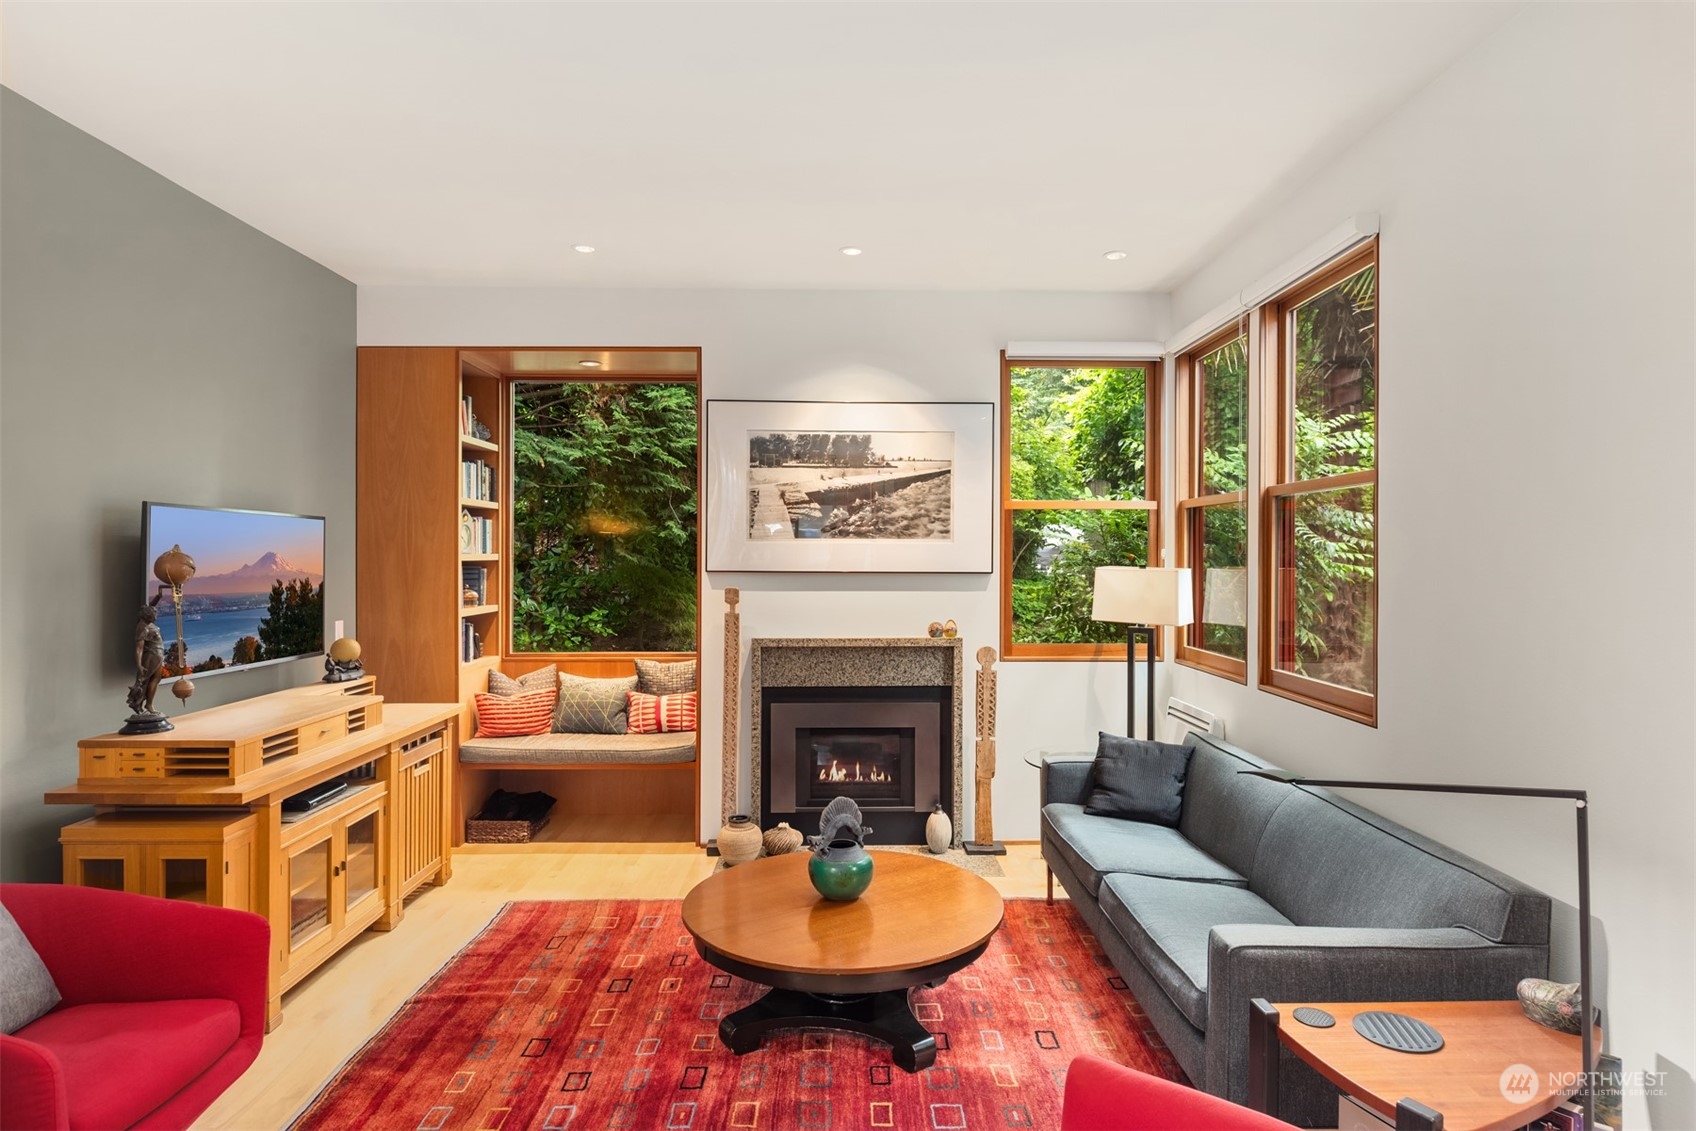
[1040,731,1551,1126]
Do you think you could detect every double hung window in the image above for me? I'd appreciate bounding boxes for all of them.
[1001,358,1161,660]
[1175,327,1250,681]
[1260,245,1378,722]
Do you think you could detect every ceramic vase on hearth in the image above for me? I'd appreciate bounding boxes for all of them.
[762,821,804,856]
[718,815,762,866]
[809,838,874,902]
[925,804,953,854]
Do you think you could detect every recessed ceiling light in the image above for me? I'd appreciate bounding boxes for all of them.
[1103,250,1128,261]
[573,245,596,254]
[578,359,602,368]
[840,247,863,257]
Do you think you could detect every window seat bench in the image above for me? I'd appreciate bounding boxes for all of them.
[455,655,701,845]
[459,730,697,767]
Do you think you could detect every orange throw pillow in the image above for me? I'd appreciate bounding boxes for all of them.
[474,689,556,738]
[626,690,698,734]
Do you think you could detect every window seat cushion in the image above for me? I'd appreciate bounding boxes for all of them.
[459,730,697,766]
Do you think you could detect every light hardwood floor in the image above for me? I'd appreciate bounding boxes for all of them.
[193,835,1054,1130]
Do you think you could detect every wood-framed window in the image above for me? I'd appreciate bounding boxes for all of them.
[1175,324,1249,683]
[1001,354,1162,661]
[1259,242,1378,724]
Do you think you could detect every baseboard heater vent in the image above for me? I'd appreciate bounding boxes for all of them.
[1163,698,1224,745]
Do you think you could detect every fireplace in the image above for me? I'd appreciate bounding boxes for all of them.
[802,731,909,807]
[764,689,944,842]
[752,638,962,847]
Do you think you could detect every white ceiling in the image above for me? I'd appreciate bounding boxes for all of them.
[1,2,1513,292]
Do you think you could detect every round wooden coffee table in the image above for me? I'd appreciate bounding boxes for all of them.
[682,850,1004,1071]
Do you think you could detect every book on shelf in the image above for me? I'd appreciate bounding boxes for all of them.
[459,513,494,555]
[459,395,473,437]
[1522,1101,1604,1131]
[1343,1098,1603,1131]
[461,564,488,605]
[460,458,497,502]
[461,622,483,663]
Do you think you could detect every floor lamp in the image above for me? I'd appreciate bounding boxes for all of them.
[1239,770,1595,1130]
[1091,567,1193,740]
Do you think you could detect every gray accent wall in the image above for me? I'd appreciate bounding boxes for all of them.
[0,89,356,880]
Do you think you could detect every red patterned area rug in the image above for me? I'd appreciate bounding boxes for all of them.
[293,899,1185,1131]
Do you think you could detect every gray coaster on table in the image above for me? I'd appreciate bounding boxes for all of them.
[1292,1007,1335,1028]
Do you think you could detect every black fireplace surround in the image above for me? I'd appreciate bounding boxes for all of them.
[760,686,952,845]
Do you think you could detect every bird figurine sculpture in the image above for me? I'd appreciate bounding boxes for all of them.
[812,795,871,851]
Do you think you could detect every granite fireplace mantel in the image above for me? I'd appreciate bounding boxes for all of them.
[750,637,964,846]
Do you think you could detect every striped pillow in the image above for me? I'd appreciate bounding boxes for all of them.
[626,690,698,734]
[474,689,557,738]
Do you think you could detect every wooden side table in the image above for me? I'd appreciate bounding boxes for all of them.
[1248,999,1595,1131]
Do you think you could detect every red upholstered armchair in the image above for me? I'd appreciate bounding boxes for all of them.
[1062,1055,1299,1131]
[1,884,268,1131]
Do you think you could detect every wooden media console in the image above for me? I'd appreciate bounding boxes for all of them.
[45,678,459,1029]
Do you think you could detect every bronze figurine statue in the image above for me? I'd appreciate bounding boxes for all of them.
[121,590,172,734]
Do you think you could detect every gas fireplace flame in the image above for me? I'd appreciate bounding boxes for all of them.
[818,759,891,784]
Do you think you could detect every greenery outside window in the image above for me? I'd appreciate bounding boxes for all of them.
[1260,244,1378,723]
[1175,326,1249,681]
[509,379,699,654]
[1002,357,1161,660]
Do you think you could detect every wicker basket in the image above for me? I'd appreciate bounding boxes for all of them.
[465,788,556,843]
[465,814,550,843]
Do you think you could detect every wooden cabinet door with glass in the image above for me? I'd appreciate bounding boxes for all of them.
[278,786,387,991]
[60,811,256,909]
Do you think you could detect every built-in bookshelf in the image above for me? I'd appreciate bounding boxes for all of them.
[356,347,505,708]
[458,357,503,667]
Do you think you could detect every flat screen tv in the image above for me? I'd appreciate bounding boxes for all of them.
[142,502,326,677]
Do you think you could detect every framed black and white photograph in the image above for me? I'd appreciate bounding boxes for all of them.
[705,400,995,573]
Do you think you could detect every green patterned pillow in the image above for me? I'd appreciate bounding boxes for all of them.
[554,673,637,735]
[489,665,557,697]
[635,659,697,696]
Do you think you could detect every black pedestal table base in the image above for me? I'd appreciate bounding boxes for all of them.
[720,987,939,1072]
[696,938,989,1073]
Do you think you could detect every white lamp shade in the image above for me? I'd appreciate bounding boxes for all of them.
[1091,567,1194,627]
[1203,567,1248,628]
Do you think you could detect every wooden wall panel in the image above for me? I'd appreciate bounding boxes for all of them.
[356,348,461,704]
[493,765,695,817]
[506,656,636,679]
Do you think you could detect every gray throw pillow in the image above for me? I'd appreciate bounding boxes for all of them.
[1,904,61,1034]
[489,665,557,697]
[1083,732,1192,826]
[554,673,638,735]
[635,659,697,696]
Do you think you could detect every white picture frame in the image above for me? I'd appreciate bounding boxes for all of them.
[705,400,995,573]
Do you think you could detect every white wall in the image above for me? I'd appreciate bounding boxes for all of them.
[360,9,1696,1119]
[359,287,1173,847]
[1164,6,1695,1127]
